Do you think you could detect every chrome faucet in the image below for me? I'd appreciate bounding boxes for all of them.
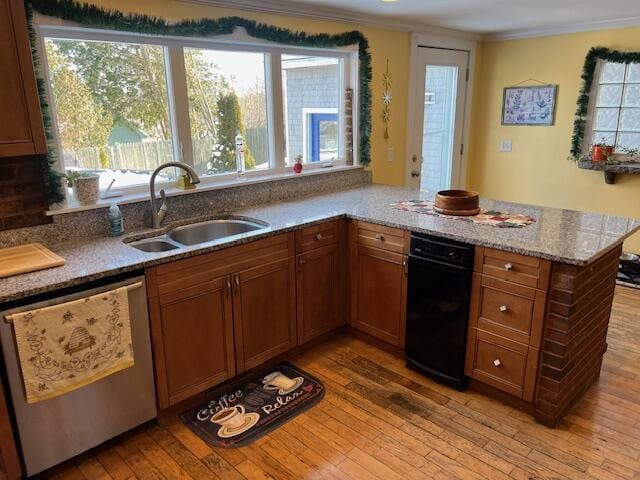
[149,162,201,229]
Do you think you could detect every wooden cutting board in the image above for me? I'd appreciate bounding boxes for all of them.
[0,243,65,279]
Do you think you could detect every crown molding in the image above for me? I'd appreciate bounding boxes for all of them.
[180,0,482,41]
[486,15,640,41]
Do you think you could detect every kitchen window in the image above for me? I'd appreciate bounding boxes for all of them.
[37,25,358,198]
[588,61,640,153]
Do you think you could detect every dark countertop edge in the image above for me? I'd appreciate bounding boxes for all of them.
[2,212,636,306]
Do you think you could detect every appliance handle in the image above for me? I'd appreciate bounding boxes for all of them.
[408,255,471,272]
[2,280,144,323]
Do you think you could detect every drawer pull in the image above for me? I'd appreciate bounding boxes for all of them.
[499,305,509,313]
[315,233,323,241]
[504,263,513,271]
[493,359,502,367]
[375,234,385,242]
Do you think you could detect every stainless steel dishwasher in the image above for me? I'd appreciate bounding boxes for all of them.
[0,276,157,476]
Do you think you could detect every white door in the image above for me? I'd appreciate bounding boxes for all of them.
[408,47,469,191]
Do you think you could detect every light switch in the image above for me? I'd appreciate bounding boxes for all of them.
[500,140,512,152]
[387,147,394,162]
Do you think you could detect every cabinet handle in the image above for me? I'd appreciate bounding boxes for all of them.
[504,263,513,271]
[235,275,240,287]
[226,278,231,290]
[299,257,305,265]
[315,233,323,241]
[493,359,502,367]
[402,257,408,274]
[375,234,385,242]
[499,305,508,313]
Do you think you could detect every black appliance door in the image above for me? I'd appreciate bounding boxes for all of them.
[405,256,472,387]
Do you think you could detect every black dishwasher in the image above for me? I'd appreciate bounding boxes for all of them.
[405,232,474,390]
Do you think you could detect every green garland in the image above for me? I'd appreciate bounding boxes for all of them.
[26,0,373,204]
[25,5,65,204]
[570,47,640,160]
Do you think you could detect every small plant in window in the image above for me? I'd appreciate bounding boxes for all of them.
[61,171,100,205]
[590,138,614,163]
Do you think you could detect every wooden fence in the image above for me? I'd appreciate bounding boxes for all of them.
[64,129,269,173]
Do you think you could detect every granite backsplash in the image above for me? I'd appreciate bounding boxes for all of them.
[0,168,371,247]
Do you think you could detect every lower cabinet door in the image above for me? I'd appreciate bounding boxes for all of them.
[233,258,297,373]
[296,243,342,344]
[156,277,235,407]
[351,245,408,347]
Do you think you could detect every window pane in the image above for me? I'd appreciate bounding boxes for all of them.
[623,84,640,107]
[593,131,616,146]
[596,84,622,107]
[185,48,268,176]
[600,62,626,84]
[617,132,640,150]
[282,55,341,164]
[626,63,640,83]
[620,108,640,132]
[45,38,175,189]
[594,108,619,131]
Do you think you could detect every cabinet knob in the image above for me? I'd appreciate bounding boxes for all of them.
[504,263,513,271]
[499,305,508,313]
[226,278,231,290]
[235,275,240,287]
[299,257,305,265]
[315,233,323,241]
[375,234,385,242]
[493,359,502,367]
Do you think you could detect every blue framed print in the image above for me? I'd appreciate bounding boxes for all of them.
[502,85,557,126]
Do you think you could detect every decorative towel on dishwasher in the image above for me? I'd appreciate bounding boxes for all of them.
[6,286,134,404]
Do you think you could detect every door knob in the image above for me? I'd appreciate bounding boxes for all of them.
[499,305,508,313]
[493,359,502,367]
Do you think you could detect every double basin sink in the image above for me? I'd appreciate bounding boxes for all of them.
[127,217,268,252]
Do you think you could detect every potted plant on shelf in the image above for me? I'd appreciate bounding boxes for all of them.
[62,171,100,205]
[591,139,614,163]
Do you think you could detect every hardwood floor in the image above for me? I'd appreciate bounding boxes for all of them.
[40,286,640,480]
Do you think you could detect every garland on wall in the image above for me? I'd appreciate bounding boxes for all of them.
[26,0,373,204]
[570,47,640,160]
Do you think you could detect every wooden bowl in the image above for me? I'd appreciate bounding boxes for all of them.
[434,190,480,216]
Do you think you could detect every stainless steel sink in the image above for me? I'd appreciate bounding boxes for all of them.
[129,239,179,252]
[168,218,266,246]
[126,217,268,252]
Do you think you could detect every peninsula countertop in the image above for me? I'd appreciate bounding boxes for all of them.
[1,185,638,304]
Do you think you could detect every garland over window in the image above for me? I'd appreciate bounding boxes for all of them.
[570,47,640,159]
[26,0,372,204]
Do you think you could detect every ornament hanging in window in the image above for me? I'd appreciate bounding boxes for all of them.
[382,59,392,140]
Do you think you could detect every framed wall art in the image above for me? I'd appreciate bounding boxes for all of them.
[502,84,557,126]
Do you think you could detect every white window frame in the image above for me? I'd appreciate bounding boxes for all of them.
[583,59,640,159]
[34,18,359,199]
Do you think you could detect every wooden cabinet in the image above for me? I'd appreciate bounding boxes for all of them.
[0,0,47,157]
[233,258,297,372]
[0,380,20,480]
[465,247,550,402]
[349,221,409,348]
[146,233,296,408]
[150,277,235,407]
[296,243,342,344]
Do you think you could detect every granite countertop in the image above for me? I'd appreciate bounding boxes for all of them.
[1,185,638,304]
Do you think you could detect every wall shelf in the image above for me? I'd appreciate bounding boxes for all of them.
[578,160,640,184]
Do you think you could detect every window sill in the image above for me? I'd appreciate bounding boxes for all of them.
[47,164,363,216]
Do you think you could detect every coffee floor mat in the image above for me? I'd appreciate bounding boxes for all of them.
[180,362,325,448]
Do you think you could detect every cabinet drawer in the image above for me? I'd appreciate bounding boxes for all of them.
[477,247,550,290]
[479,286,534,343]
[295,220,339,253]
[354,220,408,254]
[472,331,528,397]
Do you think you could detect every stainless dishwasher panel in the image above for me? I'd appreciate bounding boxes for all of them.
[0,277,157,476]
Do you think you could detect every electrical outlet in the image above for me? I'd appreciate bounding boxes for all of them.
[387,147,394,162]
[500,140,512,152]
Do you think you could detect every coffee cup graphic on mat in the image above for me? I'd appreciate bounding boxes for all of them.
[210,404,259,438]
[262,371,304,395]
